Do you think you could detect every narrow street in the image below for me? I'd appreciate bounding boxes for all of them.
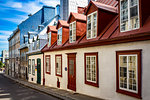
[0,74,60,100]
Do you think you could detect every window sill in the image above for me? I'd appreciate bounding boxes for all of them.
[85,81,99,87]
[56,74,62,77]
[46,72,50,74]
[116,89,141,99]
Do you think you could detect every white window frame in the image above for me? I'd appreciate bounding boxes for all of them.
[32,59,35,75]
[87,11,97,39]
[86,55,97,83]
[28,59,31,74]
[56,55,62,76]
[119,54,138,93]
[69,21,76,43]
[120,0,140,32]
[57,27,62,45]
[48,32,51,47]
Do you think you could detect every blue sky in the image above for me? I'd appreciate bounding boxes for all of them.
[0,0,60,55]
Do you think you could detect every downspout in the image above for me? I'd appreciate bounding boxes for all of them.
[43,53,45,85]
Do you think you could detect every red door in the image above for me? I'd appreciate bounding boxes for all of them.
[67,53,76,91]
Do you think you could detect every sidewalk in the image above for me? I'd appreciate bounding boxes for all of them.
[4,74,104,100]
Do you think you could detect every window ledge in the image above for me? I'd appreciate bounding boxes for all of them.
[85,81,99,87]
[116,89,142,99]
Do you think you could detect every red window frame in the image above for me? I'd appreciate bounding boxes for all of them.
[55,54,62,77]
[84,52,99,87]
[116,50,142,99]
[45,55,51,74]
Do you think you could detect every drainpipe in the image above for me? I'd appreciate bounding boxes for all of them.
[43,53,45,85]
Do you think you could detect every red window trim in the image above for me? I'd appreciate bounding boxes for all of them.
[55,54,62,77]
[45,55,51,74]
[116,49,142,99]
[84,52,99,87]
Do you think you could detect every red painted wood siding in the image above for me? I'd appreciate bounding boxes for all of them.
[51,32,57,46]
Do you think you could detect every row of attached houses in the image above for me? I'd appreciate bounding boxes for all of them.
[27,0,150,100]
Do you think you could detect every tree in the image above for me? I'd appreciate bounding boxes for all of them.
[0,61,4,68]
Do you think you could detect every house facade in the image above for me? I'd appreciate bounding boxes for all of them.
[17,5,60,80]
[8,28,20,77]
[40,0,150,100]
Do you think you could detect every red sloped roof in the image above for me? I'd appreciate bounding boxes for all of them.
[48,26,57,32]
[85,0,118,15]
[68,12,86,23]
[96,0,118,7]
[59,20,69,27]
[93,1,117,13]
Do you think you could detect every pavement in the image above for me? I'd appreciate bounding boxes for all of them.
[3,74,104,100]
[0,73,60,100]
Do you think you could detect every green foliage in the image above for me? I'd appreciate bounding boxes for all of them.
[0,61,4,68]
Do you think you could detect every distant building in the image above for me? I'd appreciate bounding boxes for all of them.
[60,0,88,21]
[1,50,8,63]
[7,5,60,80]
[8,28,20,77]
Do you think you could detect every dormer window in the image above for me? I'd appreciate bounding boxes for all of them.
[69,21,76,43]
[87,11,97,39]
[48,32,51,47]
[57,27,62,45]
[120,0,139,32]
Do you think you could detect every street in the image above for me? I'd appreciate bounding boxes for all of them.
[0,74,60,100]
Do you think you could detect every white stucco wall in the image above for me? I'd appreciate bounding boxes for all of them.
[43,40,150,100]
[28,54,43,85]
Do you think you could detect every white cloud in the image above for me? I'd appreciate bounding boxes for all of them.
[0,41,8,43]
[0,31,12,35]
[0,35,9,39]
[39,0,60,7]
[11,2,23,8]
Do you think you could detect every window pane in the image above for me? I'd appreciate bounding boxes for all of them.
[56,56,61,75]
[130,0,139,29]
[87,16,91,38]
[32,60,35,75]
[120,56,127,89]
[119,55,138,92]
[128,56,137,91]
[92,13,97,38]
[69,59,74,75]
[46,57,50,72]
[120,0,128,31]
[86,56,96,83]
[48,32,51,46]
[57,28,62,45]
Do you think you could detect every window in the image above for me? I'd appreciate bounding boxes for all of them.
[45,55,50,74]
[55,55,62,77]
[57,27,62,45]
[84,52,98,87]
[32,59,35,75]
[37,40,40,49]
[120,0,140,32]
[69,21,76,43]
[28,59,31,74]
[48,32,51,47]
[87,11,97,39]
[116,50,141,98]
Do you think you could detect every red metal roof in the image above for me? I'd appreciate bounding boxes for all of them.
[48,26,57,32]
[93,1,117,13]
[68,12,86,23]
[56,20,69,29]
[97,0,118,7]
[41,1,150,52]
[85,1,118,15]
